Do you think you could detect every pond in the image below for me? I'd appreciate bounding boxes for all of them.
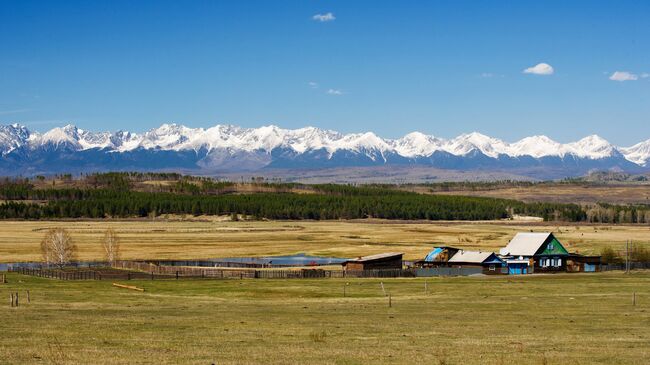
[0,253,349,271]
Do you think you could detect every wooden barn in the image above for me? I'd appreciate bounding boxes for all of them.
[342,252,403,271]
[413,246,460,268]
[499,232,569,273]
[566,254,601,272]
[447,250,505,274]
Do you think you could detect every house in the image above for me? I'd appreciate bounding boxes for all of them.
[447,250,505,275]
[499,232,569,273]
[342,252,403,271]
[413,246,460,268]
[566,254,601,272]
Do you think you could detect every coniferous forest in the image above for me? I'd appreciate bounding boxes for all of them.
[0,172,648,223]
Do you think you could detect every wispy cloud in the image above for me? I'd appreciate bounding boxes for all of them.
[308,81,319,89]
[479,73,504,78]
[641,73,649,79]
[326,89,343,95]
[523,63,554,75]
[609,71,638,82]
[0,108,31,116]
[312,12,335,22]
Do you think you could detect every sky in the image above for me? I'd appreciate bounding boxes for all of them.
[1,0,649,145]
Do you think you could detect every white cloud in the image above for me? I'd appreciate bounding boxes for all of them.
[641,73,649,79]
[523,63,554,75]
[327,89,343,95]
[312,12,335,22]
[308,81,319,88]
[609,71,638,82]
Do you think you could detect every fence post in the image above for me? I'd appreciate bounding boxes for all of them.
[389,294,392,308]
[26,290,30,304]
[176,271,179,280]
[14,292,18,307]
[10,293,14,308]
[633,292,636,306]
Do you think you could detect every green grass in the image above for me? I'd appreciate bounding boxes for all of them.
[1,272,649,364]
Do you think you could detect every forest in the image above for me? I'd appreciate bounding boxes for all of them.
[0,173,648,223]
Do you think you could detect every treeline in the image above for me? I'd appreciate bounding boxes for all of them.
[0,183,587,221]
[1,175,649,222]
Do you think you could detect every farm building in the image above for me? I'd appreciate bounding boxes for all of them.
[566,254,601,272]
[413,246,460,268]
[447,250,505,275]
[342,252,403,271]
[499,232,569,273]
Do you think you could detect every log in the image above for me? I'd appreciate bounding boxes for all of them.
[112,283,145,292]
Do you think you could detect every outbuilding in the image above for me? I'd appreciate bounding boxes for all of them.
[342,252,403,271]
[413,246,460,268]
[447,250,505,274]
[566,254,601,272]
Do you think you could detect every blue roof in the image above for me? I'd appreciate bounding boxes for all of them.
[424,248,443,262]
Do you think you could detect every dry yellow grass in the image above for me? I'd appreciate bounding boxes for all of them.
[1,218,648,262]
[1,272,649,364]
[427,184,650,204]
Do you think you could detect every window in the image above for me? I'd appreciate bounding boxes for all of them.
[548,243,554,250]
[489,264,495,271]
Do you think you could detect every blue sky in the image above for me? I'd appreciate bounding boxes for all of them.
[1,0,649,145]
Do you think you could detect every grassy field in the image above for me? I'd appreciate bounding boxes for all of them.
[1,271,648,364]
[427,184,650,205]
[1,219,649,263]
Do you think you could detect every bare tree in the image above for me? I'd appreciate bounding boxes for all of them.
[41,228,76,268]
[102,229,120,265]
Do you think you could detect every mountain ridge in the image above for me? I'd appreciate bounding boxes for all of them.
[1,123,649,177]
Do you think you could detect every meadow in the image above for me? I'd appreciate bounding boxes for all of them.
[1,219,649,263]
[1,271,648,364]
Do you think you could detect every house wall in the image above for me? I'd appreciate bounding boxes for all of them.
[534,256,567,272]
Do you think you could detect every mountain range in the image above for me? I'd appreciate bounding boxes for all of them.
[1,123,649,179]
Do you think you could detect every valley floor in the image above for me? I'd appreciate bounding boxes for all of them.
[1,219,649,263]
[1,271,648,364]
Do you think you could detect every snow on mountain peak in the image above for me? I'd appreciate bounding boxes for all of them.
[0,123,31,155]
[567,134,617,159]
[0,123,648,167]
[621,139,650,166]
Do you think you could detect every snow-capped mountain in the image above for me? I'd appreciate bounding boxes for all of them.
[0,123,648,177]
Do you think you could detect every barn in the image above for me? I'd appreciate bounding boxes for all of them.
[447,250,505,275]
[499,232,569,273]
[566,254,601,272]
[413,246,460,268]
[342,252,403,271]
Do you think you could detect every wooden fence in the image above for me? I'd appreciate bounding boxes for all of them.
[10,262,417,281]
[11,267,102,280]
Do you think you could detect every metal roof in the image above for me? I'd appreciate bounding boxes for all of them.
[499,232,552,256]
[347,252,403,263]
[448,250,495,264]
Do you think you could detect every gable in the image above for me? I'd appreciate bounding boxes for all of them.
[534,235,569,256]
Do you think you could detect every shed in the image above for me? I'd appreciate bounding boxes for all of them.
[566,254,601,272]
[447,250,504,274]
[342,252,403,271]
[499,232,569,273]
[413,246,460,268]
